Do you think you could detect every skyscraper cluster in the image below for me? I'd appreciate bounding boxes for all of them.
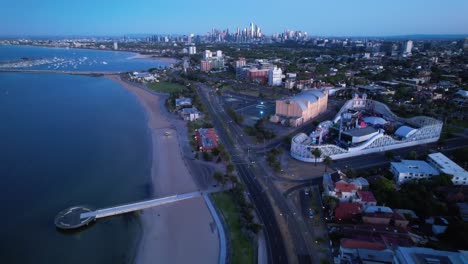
[207,22,263,43]
[272,29,308,42]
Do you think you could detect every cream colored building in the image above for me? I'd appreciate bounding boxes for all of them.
[270,90,328,127]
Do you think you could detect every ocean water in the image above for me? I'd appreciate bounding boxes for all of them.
[0,44,169,72]
[0,46,165,263]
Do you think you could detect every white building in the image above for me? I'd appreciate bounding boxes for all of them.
[203,50,212,59]
[188,46,196,55]
[216,50,222,57]
[113,42,118,50]
[390,160,440,184]
[403,40,413,54]
[395,246,468,264]
[179,107,201,121]
[268,66,282,86]
[427,152,468,185]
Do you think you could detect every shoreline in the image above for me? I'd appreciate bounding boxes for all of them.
[1,43,179,65]
[107,75,219,264]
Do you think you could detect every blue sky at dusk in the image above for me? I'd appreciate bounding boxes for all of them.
[2,0,467,36]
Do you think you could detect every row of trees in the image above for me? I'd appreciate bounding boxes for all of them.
[310,148,333,171]
[266,148,283,172]
[244,118,276,142]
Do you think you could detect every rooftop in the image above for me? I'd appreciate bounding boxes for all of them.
[364,206,393,214]
[343,126,378,137]
[341,238,387,250]
[357,191,377,203]
[286,89,326,111]
[428,152,468,179]
[395,126,418,138]
[396,246,468,264]
[335,180,358,192]
[391,160,440,175]
[335,202,362,220]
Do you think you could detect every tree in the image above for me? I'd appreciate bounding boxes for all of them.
[311,148,322,166]
[323,195,339,211]
[385,151,395,160]
[407,150,418,160]
[323,155,333,172]
[212,171,224,185]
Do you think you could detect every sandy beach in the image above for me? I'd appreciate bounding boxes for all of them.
[107,75,219,264]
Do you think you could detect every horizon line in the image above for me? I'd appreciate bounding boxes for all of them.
[0,33,467,40]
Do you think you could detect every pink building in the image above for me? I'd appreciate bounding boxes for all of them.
[270,89,328,127]
[200,59,212,72]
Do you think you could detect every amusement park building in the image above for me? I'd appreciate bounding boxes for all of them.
[290,94,443,162]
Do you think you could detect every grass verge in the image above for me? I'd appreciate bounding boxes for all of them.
[147,81,186,94]
[212,192,255,264]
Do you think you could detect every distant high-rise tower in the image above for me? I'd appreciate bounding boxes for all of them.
[250,22,254,38]
[113,42,118,50]
[404,40,413,54]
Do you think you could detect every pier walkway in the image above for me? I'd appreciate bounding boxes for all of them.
[55,191,204,229]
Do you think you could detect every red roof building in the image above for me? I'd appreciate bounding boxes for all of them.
[335,180,358,193]
[356,191,377,207]
[340,238,387,250]
[195,128,219,151]
[335,202,362,221]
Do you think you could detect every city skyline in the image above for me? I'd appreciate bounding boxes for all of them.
[2,0,468,37]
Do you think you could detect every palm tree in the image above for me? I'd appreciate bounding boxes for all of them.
[323,155,333,172]
[311,148,322,166]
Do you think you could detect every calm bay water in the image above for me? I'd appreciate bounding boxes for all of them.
[0,44,170,72]
[0,46,165,263]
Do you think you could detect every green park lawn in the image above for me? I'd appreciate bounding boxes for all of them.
[147,81,186,94]
[212,192,255,264]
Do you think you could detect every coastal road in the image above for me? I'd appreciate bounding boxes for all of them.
[197,83,314,263]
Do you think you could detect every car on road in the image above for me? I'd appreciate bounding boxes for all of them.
[304,188,309,195]
[308,210,314,219]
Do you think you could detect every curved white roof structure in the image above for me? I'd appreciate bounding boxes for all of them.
[289,90,325,111]
[363,116,387,125]
[395,126,417,138]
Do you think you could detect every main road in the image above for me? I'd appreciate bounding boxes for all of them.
[197,83,314,263]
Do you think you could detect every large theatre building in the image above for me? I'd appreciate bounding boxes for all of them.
[270,89,328,127]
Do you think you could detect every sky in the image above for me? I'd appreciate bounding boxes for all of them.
[1,0,468,37]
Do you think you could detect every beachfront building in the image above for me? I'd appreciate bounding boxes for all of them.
[130,72,157,82]
[179,107,201,121]
[195,128,219,152]
[427,152,468,185]
[175,97,192,108]
[290,93,443,162]
[270,89,328,127]
[390,160,440,184]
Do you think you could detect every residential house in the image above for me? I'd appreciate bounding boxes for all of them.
[339,238,393,264]
[356,191,377,208]
[335,202,362,221]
